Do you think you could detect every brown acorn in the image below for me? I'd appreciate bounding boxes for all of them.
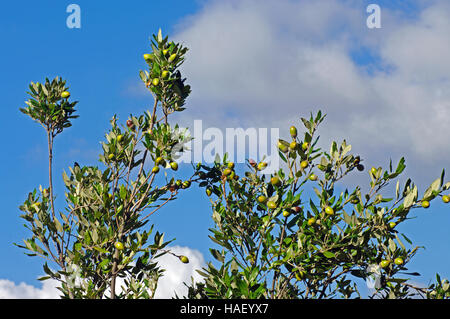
[291,206,302,213]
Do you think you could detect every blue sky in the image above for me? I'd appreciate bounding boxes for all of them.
[1,0,449,298]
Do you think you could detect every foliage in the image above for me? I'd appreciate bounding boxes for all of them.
[16,29,450,300]
[190,111,450,299]
[17,30,193,299]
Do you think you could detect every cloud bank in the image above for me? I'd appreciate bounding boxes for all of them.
[0,245,204,299]
[166,0,450,184]
[0,279,60,299]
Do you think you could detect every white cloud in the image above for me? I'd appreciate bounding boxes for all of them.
[154,245,205,298]
[381,2,450,80]
[0,279,60,299]
[0,245,204,299]
[166,0,450,184]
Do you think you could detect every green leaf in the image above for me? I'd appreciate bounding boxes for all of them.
[210,249,225,262]
[443,182,450,191]
[157,28,163,43]
[74,242,82,251]
[139,70,147,82]
[395,157,406,174]
[430,177,441,194]
[91,229,99,243]
[309,199,319,215]
[98,258,110,269]
[230,259,239,273]
[389,278,408,284]
[401,272,420,276]
[350,270,366,278]
[195,269,210,278]
[343,210,352,225]
[396,180,400,199]
[320,157,328,168]
[37,276,52,281]
[342,143,351,157]
[62,171,71,186]
[54,217,63,233]
[395,234,406,251]
[119,185,127,200]
[401,234,413,245]
[43,262,54,276]
[423,179,439,200]
[301,117,311,131]
[84,230,91,245]
[249,268,259,282]
[278,151,287,163]
[388,239,396,253]
[330,141,338,160]
[403,185,417,208]
[323,251,335,258]
[93,246,109,254]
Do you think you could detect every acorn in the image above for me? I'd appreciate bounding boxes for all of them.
[152,78,160,86]
[291,206,302,214]
[182,181,191,189]
[143,53,153,61]
[307,217,316,226]
[257,195,267,203]
[270,176,281,186]
[282,210,291,218]
[278,141,289,153]
[290,141,298,150]
[114,242,124,250]
[257,162,268,171]
[290,126,297,138]
[301,142,310,151]
[61,91,70,98]
[300,160,309,169]
[152,166,160,174]
[325,206,334,215]
[155,157,164,166]
[170,162,179,171]
[168,53,177,62]
[180,255,189,264]
[267,201,277,209]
